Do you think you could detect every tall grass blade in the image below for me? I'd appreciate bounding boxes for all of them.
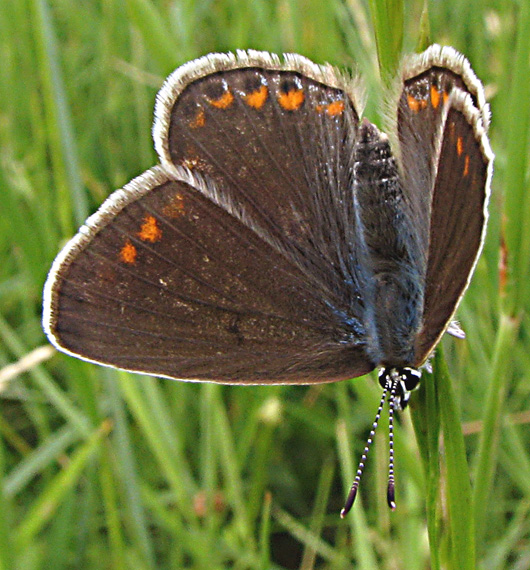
[436,348,476,570]
[368,0,404,80]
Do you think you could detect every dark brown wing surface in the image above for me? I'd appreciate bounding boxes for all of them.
[154,52,368,314]
[43,168,373,382]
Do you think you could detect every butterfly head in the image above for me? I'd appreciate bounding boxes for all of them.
[378,366,422,410]
[341,365,422,517]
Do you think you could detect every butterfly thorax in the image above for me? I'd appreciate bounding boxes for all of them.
[353,120,426,368]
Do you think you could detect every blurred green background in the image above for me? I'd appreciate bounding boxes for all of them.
[1,0,529,568]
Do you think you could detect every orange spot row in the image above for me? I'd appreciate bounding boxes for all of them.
[163,192,186,218]
[138,215,162,243]
[430,85,441,108]
[407,94,428,112]
[208,89,234,109]
[456,136,464,156]
[407,86,449,113]
[120,240,137,264]
[119,215,162,264]
[189,84,346,128]
[244,85,268,109]
[463,155,470,177]
[277,88,305,111]
[190,108,205,129]
[316,100,345,116]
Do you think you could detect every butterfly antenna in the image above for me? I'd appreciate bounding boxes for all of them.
[341,383,389,518]
[387,375,399,510]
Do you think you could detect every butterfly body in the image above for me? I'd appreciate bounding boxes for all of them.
[353,119,426,369]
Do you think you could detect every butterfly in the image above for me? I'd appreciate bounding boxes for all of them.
[43,45,493,514]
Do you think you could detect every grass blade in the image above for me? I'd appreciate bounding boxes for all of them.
[30,0,87,231]
[502,0,530,312]
[472,314,519,545]
[411,364,441,570]
[368,0,404,80]
[0,437,14,570]
[436,348,476,570]
[14,420,111,550]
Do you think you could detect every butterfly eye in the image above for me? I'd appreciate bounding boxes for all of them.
[402,367,422,391]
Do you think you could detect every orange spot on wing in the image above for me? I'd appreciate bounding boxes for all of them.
[407,94,420,112]
[327,100,345,116]
[463,155,470,176]
[430,85,441,108]
[120,240,137,264]
[457,136,464,156]
[278,88,305,111]
[443,91,449,105]
[316,100,345,116]
[244,85,268,109]
[190,108,205,128]
[209,89,234,109]
[407,94,427,112]
[138,215,162,243]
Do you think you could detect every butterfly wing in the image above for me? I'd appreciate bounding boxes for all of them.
[44,52,376,384]
[154,51,368,311]
[394,45,493,366]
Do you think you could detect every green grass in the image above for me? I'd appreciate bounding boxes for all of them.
[1,0,529,568]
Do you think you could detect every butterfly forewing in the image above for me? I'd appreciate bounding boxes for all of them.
[155,53,367,307]
[44,167,374,383]
[414,95,491,363]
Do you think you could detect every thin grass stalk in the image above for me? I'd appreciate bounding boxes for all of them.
[410,364,441,570]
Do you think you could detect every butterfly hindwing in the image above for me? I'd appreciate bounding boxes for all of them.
[44,167,374,383]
